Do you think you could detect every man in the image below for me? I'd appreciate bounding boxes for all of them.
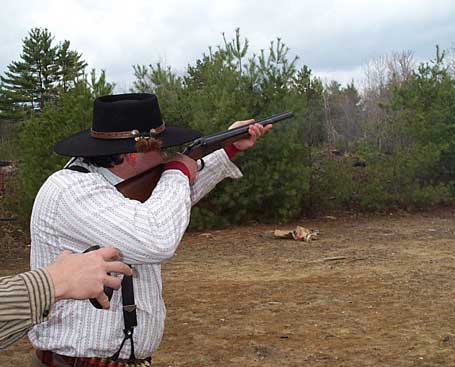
[0,247,132,350]
[29,93,270,366]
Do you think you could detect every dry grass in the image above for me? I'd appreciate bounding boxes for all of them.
[1,208,455,366]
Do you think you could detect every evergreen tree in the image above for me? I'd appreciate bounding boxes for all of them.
[0,28,86,122]
[292,65,325,147]
[389,50,455,182]
[14,69,113,220]
[57,40,87,92]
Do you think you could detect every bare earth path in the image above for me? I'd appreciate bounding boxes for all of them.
[1,208,455,366]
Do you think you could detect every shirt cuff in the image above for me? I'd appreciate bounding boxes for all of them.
[164,161,191,180]
[19,268,54,325]
[216,149,243,179]
[223,143,241,160]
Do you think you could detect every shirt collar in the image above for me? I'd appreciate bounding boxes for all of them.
[66,158,124,186]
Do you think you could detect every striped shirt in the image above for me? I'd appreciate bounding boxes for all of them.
[0,269,54,350]
[28,149,242,359]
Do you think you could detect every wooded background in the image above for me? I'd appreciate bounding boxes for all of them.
[1,28,454,229]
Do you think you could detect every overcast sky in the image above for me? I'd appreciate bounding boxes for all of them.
[1,0,454,92]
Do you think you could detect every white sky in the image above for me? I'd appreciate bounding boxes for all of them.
[1,0,454,91]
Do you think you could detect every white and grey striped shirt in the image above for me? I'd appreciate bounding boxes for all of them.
[28,149,242,359]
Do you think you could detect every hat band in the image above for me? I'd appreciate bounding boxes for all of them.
[90,123,166,140]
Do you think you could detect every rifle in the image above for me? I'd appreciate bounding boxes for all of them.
[116,112,294,202]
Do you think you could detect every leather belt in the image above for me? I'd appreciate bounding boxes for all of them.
[36,350,151,367]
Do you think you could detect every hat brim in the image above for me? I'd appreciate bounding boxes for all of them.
[54,126,201,157]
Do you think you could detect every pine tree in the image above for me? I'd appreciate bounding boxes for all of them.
[57,40,87,92]
[14,69,113,220]
[0,28,86,122]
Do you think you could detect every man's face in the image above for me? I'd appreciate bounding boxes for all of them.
[133,149,163,174]
[120,149,163,179]
[110,147,167,180]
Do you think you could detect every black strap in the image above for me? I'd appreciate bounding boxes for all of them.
[121,274,137,329]
[83,247,137,361]
[111,271,137,362]
[65,165,90,173]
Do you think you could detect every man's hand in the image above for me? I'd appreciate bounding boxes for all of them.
[229,119,272,151]
[46,247,132,309]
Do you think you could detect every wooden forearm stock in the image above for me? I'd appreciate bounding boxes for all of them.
[115,112,294,202]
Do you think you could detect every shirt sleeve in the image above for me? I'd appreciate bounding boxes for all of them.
[0,269,54,350]
[53,169,192,265]
[35,151,241,266]
[190,149,243,205]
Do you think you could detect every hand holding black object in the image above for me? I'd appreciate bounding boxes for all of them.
[81,245,127,309]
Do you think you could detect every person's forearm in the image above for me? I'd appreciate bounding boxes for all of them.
[0,269,54,350]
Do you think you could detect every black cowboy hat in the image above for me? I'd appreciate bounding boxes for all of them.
[54,93,201,157]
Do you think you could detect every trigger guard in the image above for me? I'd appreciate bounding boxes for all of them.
[198,158,205,171]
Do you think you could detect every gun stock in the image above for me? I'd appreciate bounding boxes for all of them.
[116,112,293,202]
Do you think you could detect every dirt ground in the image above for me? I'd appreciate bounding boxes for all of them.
[1,208,455,366]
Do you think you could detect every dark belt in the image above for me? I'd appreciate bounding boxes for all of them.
[36,350,151,367]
